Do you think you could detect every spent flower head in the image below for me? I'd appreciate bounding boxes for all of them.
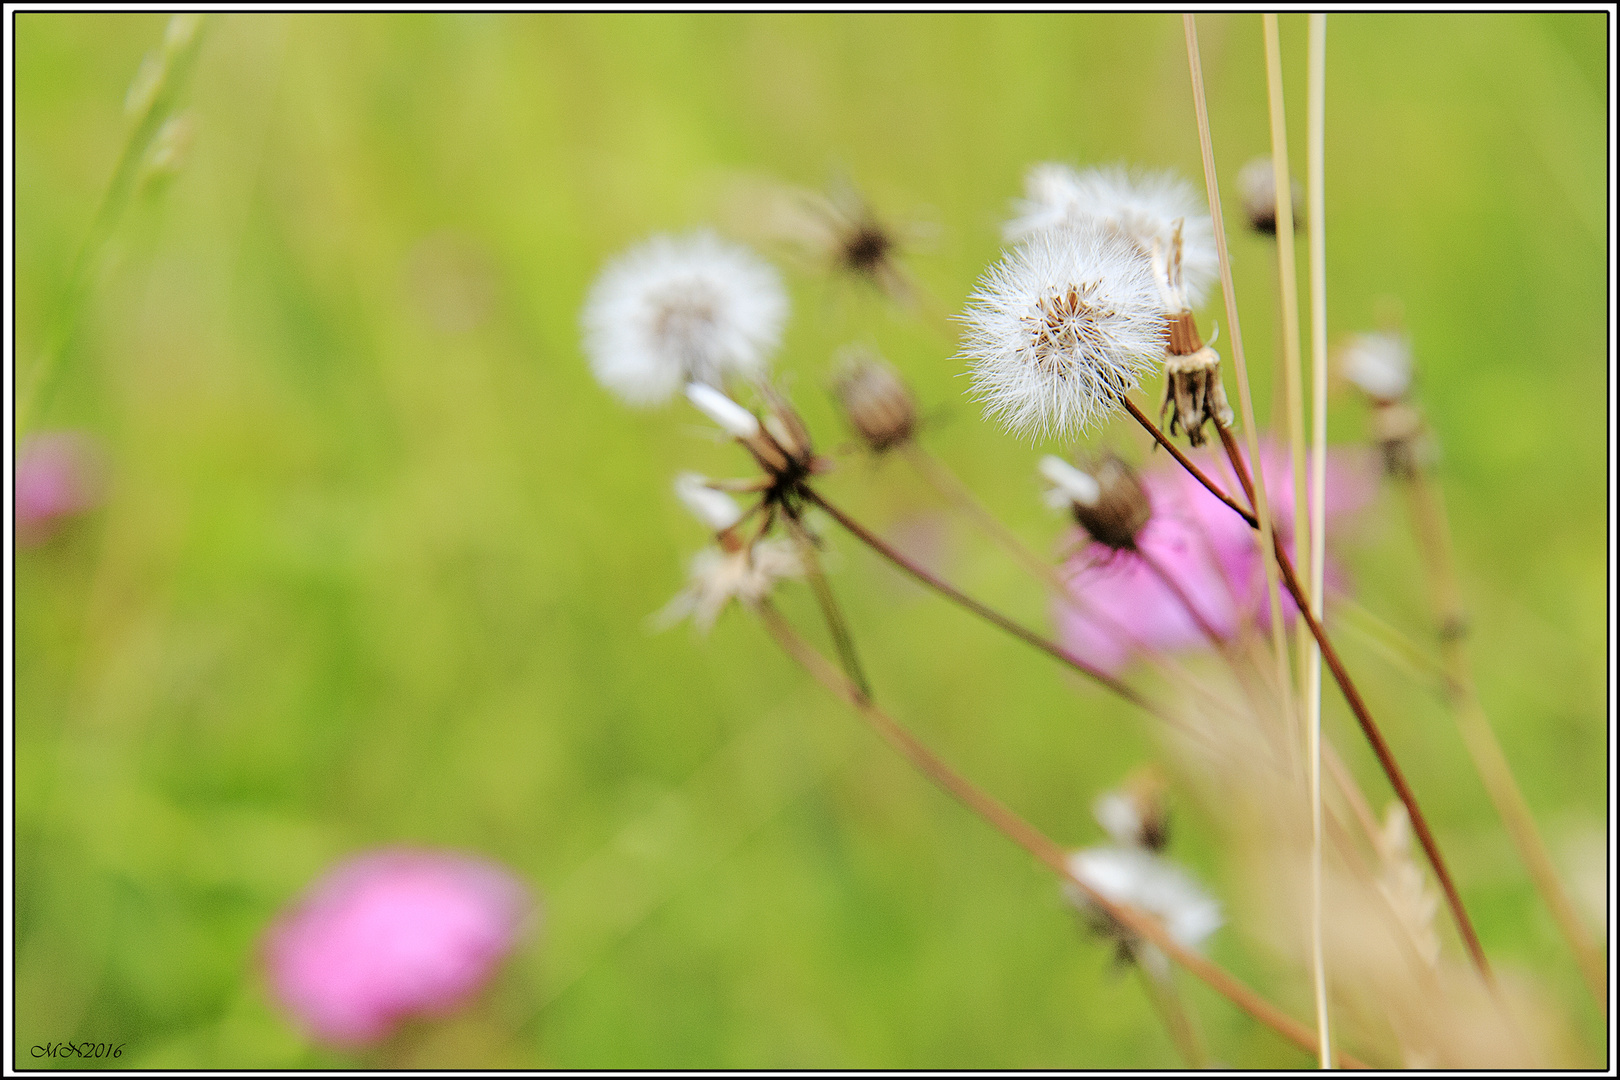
[655,538,805,632]
[961,223,1166,440]
[582,231,787,406]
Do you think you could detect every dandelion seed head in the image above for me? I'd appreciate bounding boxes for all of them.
[582,232,787,406]
[962,224,1165,440]
[1006,164,1217,311]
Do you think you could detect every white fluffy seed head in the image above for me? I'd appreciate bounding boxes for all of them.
[1066,846,1223,951]
[582,231,788,406]
[673,473,744,533]
[1006,163,1217,312]
[1341,331,1414,403]
[961,224,1166,441]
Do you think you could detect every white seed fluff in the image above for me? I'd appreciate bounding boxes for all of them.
[1005,163,1218,311]
[582,231,788,406]
[961,224,1166,440]
[1066,845,1223,951]
[1341,331,1413,403]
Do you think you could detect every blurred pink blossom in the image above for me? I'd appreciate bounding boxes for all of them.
[263,848,534,1047]
[1056,441,1374,675]
[15,431,104,547]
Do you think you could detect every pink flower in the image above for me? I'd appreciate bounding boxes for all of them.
[1056,441,1373,675]
[15,431,104,548]
[263,848,534,1047]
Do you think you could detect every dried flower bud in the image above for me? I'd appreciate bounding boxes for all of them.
[1236,156,1302,236]
[1053,455,1150,552]
[833,349,917,454]
[1160,343,1234,449]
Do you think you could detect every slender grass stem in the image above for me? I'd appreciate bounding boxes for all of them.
[755,600,1369,1069]
[1137,965,1209,1068]
[1183,13,1296,723]
[1304,13,1333,1067]
[1262,15,1316,711]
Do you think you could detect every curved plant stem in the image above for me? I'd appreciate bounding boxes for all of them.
[755,600,1369,1069]
[1123,397,1256,527]
[1216,432,1493,984]
[801,486,1149,712]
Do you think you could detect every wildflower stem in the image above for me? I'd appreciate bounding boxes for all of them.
[781,509,873,700]
[755,600,1369,1069]
[1121,396,1255,527]
[1403,469,1605,1010]
[1215,432,1494,984]
[1304,13,1334,1068]
[800,486,1149,711]
[1184,13,1297,728]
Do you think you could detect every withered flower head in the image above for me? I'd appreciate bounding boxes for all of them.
[832,347,917,455]
[1040,454,1150,551]
[1236,156,1303,236]
[1159,318,1234,449]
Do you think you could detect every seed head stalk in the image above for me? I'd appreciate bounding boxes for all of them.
[754,600,1369,1069]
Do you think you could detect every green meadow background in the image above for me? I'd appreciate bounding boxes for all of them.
[13,12,1607,1069]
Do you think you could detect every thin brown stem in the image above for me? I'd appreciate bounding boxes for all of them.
[782,509,873,700]
[755,601,1369,1069]
[801,486,1149,711]
[1124,396,1256,527]
[1213,433,1493,983]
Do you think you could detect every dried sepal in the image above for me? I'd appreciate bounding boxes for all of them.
[1160,346,1234,449]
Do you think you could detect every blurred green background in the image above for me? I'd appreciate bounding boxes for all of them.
[13,12,1606,1068]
